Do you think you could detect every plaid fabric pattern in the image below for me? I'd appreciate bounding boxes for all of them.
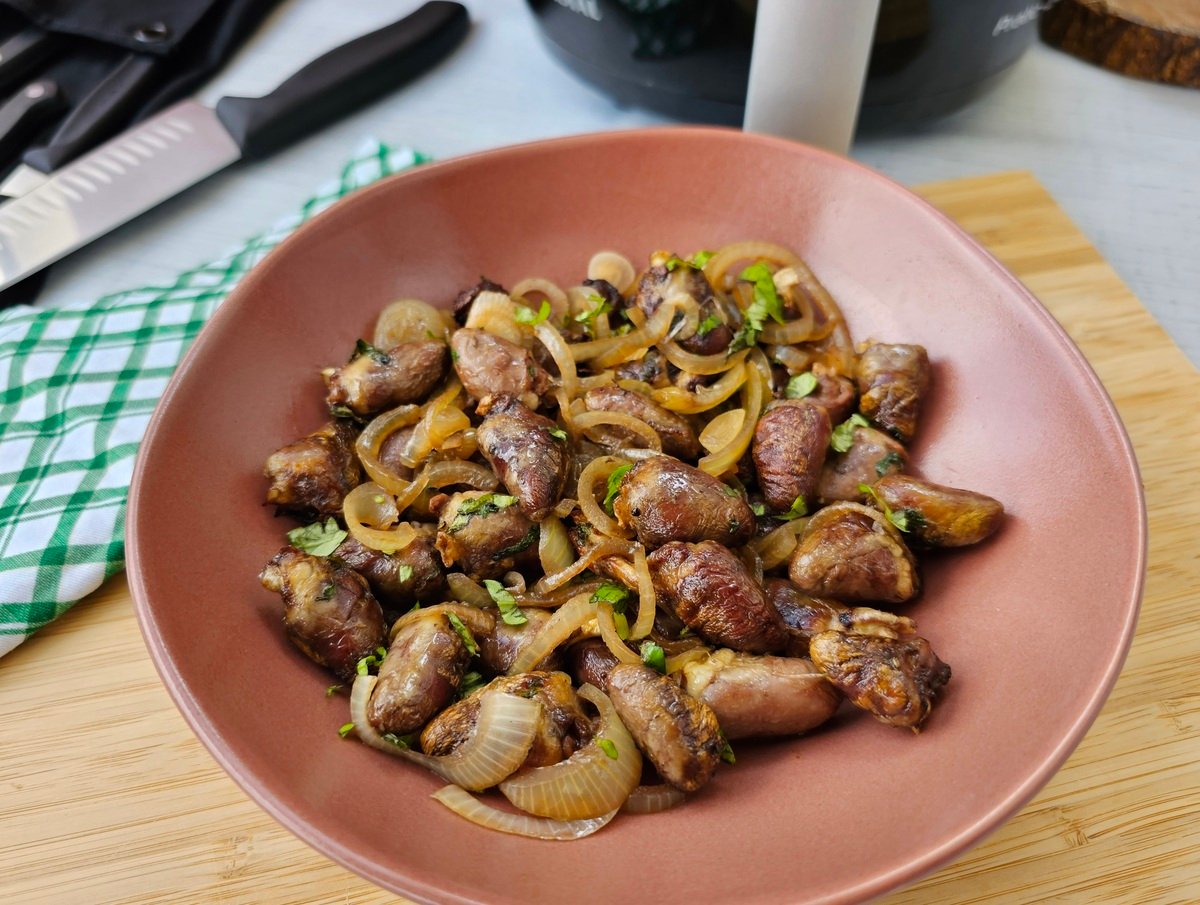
[0,142,427,657]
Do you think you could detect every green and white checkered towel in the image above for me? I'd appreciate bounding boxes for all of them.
[0,141,428,657]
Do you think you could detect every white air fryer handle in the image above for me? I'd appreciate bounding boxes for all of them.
[742,0,881,154]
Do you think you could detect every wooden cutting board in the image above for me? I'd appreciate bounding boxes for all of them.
[2,171,1197,904]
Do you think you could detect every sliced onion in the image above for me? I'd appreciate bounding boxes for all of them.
[697,358,765,476]
[761,315,817,346]
[665,647,711,674]
[567,298,676,367]
[659,340,740,376]
[587,251,637,295]
[515,578,605,609]
[577,371,616,392]
[356,404,422,494]
[699,408,745,455]
[431,785,617,840]
[573,410,663,452]
[622,784,687,814]
[511,277,569,323]
[532,538,632,594]
[629,544,656,640]
[423,459,498,491]
[767,344,815,375]
[437,428,478,461]
[652,361,747,414]
[701,241,801,291]
[350,676,539,790]
[538,516,575,576]
[343,482,419,553]
[445,572,494,608]
[374,299,447,348]
[534,321,579,400]
[400,380,468,469]
[464,290,525,344]
[500,684,641,819]
[576,455,634,539]
[508,592,594,674]
[596,603,641,665]
[553,498,579,519]
[748,519,808,569]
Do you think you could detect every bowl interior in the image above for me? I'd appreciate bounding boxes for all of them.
[128,128,1143,905]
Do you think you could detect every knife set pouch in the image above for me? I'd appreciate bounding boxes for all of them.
[0,0,283,176]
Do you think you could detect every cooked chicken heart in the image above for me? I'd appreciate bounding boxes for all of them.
[434,490,539,580]
[869,474,1004,547]
[752,399,831,512]
[613,455,754,549]
[263,420,361,517]
[855,343,930,443]
[450,327,550,410]
[789,502,919,604]
[477,395,569,521]
[818,425,908,505]
[325,340,447,418]
[583,386,701,460]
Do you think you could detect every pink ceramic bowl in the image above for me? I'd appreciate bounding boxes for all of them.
[128,128,1145,904]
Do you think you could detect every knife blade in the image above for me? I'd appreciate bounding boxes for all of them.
[0,1,468,292]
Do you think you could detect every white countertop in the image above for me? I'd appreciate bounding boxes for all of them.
[31,0,1200,367]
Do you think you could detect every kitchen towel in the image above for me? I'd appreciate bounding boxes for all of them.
[0,141,428,657]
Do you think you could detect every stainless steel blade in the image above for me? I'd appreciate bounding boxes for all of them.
[0,163,49,199]
[0,100,240,290]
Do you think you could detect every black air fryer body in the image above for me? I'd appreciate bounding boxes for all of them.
[528,0,1041,127]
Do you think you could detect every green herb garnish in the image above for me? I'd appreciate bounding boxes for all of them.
[785,372,819,399]
[550,427,568,441]
[483,578,528,625]
[612,610,630,640]
[381,732,417,749]
[591,581,631,612]
[447,613,479,656]
[493,526,538,559]
[286,517,347,556]
[875,451,905,477]
[355,645,388,676]
[664,255,687,272]
[750,502,766,517]
[695,314,722,337]
[447,493,518,533]
[720,736,736,765]
[457,670,487,700]
[352,338,391,364]
[338,722,355,739]
[780,495,809,521]
[317,581,335,600]
[396,563,414,582]
[729,262,785,351]
[830,413,870,453]
[575,293,612,324]
[603,463,632,515]
[640,640,667,674]
[597,738,619,759]
[857,483,922,533]
[689,249,715,268]
[325,684,342,697]
[514,299,551,326]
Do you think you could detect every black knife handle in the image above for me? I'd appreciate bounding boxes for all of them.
[215,2,468,162]
[0,28,64,96]
[0,80,66,167]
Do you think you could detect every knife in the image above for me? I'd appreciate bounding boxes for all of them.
[0,1,469,292]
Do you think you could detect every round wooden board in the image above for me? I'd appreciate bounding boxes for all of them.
[1040,0,1200,87]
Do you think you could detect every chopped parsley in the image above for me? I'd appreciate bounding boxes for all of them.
[857,482,922,534]
[457,670,487,699]
[338,722,355,739]
[719,736,736,765]
[355,646,388,676]
[597,738,619,759]
[663,255,687,272]
[316,581,335,600]
[729,262,785,352]
[396,563,414,582]
[780,495,809,521]
[550,427,568,441]
[602,463,632,515]
[591,581,631,612]
[328,403,358,421]
[447,612,479,656]
[483,578,528,625]
[381,731,417,749]
[514,298,551,326]
[612,610,630,640]
[640,640,667,674]
[830,413,870,453]
[750,502,766,517]
[695,314,722,337]
[785,372,819,399]
[447,493,518,533]
[689,249,715,268]
[875,451,905,477]
[575,292,613,324]
[352,338,391,365]
[325,684,342,697]
[286,518,347,556]
[493,526,538,559]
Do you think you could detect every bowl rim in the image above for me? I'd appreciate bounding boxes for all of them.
[126,125,1147,905]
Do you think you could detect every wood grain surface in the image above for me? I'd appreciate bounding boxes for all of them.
[1041,0,1200,86]
[2,171,1197,905]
